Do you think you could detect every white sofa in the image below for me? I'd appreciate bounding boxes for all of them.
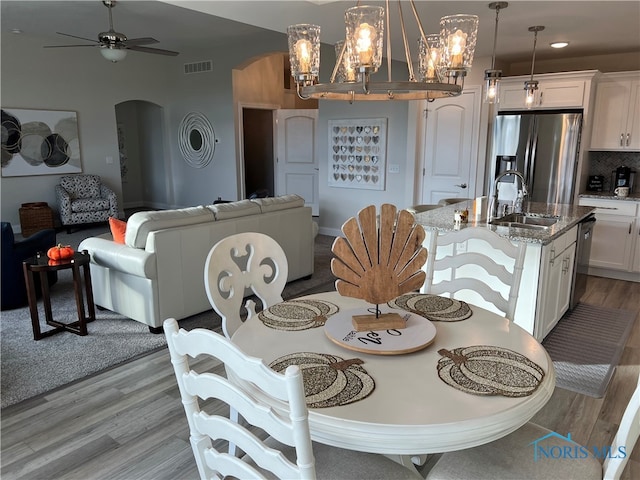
[79,195,315,332]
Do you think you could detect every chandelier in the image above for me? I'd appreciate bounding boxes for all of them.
[525,25,545,108]
[484,2,508,104]
[286,1,479,102]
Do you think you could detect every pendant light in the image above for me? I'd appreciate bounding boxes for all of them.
[484,2,508,104]
[286,1,479,102]
[524,26,544,108]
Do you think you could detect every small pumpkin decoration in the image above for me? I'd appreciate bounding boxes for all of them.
[269,352,375,408]
[259,299,339,331]
[47,244,75,261]
[437,345,544,398]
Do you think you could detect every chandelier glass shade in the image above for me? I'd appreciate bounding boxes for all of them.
[286,1,479,102]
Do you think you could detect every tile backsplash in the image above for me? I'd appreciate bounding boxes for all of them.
[586,151,640,192]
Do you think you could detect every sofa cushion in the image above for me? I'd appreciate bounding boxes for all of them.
[61,175,101,200]
[250,194,305,213]
[125,207,214,248]
[207,199,261,220]
[109,217,127,244]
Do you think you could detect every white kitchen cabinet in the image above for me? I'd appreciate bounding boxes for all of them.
[590,72,640,150]
[499,79,586,110]
[578,197,639,280]
[537,228,577,339]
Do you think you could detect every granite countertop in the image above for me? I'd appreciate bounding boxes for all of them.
[413,200,595,245]
[579,192,640,201]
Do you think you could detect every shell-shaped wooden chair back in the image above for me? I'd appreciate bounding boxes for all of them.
[163,318,315,480]
[204,232,288,339]
[424,227,526,321]
[331,204,427,305]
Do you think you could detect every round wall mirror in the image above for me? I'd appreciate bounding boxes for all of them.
[178,112,216,168]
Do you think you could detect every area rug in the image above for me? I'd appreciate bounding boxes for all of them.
[542,303,636,398]
[0,229,336,408]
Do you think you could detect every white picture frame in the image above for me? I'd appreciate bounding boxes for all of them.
[328,118,387,190]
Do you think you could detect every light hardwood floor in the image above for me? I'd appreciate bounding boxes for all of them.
[1,275,638,480]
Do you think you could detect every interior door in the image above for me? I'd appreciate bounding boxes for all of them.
[275,109,319,215]
[419,89,479,205]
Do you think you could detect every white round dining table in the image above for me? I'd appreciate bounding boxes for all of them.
[231,291,556,455]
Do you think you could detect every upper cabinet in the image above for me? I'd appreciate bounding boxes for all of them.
[589,71,640,151]
[497,71,597,111]
[499,80,585,110]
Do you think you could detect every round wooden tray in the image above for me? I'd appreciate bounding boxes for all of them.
[324,306,436,355]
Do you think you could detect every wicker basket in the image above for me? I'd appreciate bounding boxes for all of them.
[19,202,55,237]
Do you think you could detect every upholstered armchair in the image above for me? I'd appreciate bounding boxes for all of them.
[55,174,118,232]
[1,222,57,310]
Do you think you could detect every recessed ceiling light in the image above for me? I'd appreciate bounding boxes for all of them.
[550,42,569,49]
[11,28,23,34]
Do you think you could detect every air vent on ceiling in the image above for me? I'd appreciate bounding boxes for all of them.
[184,60,213,75]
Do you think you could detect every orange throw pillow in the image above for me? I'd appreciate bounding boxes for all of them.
[109,217,127,244]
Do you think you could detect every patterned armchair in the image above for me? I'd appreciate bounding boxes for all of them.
[55,174,118,232]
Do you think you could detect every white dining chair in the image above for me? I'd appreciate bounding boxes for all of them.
[424,227,526,321]
[204,232,288,339]
[164,318,421,480]
[425,371,640,480]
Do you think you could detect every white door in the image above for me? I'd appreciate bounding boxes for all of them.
[419,89,480,205]
[275,109,319,216]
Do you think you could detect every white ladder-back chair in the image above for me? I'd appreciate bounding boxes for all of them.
[426,371,640,480]
[164,318,421,480]
[204,232,288,339]
[424,227,527,321]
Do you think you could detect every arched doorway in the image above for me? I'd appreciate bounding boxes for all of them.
[114,100,170,211]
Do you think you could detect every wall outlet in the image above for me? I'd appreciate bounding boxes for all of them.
[106,156,114,164]
[388,164,400,174]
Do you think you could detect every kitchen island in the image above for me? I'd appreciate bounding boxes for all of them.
[414,200,596,341]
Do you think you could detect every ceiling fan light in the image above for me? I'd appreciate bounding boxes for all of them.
[100,46,127,62]
[550,41,569,49]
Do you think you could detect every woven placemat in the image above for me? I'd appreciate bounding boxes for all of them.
[436,345,544,398]
[388,293,472,322]
[259,299,339,331]
[269,352,375,408]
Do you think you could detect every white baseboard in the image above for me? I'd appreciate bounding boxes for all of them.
[587,266,640,282]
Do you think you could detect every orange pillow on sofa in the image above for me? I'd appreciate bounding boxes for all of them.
[109,217,127,244]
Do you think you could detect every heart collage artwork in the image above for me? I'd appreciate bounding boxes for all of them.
[328,118,387,191]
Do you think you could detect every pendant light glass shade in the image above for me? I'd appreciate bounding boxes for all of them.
[484,2,508,104]
[524,26,544,109]
[287,24,321,86]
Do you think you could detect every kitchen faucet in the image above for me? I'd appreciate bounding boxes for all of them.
[488,170,529,220]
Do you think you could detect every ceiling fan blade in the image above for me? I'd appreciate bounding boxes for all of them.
[44,44,97,48]
[55,32,99,43]
[127,45,179,56]
[123,37,158,47]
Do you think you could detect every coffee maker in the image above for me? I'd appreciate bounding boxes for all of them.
[612,165,635,193]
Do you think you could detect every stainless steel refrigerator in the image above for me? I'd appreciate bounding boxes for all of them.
[489,110,583,205]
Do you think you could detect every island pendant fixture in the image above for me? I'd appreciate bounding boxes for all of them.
[484,2,508,104]
[287,1,479,102]
[524,25,545,108]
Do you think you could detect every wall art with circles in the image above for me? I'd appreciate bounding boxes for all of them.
[178,111,217,168]
[328,118,387,191]
[1,108,82,177]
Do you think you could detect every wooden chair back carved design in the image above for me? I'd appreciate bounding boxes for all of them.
[204,232,288,339]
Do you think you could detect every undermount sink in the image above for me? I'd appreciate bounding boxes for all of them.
[489,212,559,230]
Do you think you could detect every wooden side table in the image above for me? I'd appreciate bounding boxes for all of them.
[22,250,96,340]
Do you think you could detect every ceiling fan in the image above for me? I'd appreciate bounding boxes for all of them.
[44,0,179,62]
